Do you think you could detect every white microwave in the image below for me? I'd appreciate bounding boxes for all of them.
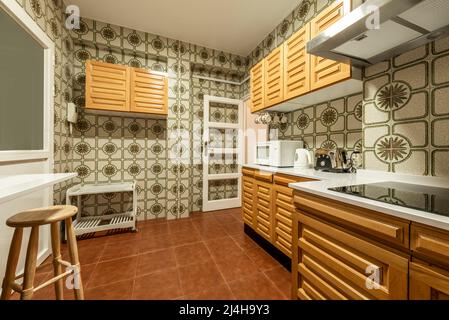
[255,140,304,167]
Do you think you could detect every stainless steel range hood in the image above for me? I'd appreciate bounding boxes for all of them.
[307,0,449,67]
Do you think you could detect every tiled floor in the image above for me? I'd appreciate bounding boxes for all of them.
[11,208,291,300]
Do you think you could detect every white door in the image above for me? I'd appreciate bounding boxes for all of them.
[203,96,244,212]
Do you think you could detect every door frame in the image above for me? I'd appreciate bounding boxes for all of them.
[202,95,244,212]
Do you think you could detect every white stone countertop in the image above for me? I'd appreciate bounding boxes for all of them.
[0,173,77,205]
[243,164,449,231]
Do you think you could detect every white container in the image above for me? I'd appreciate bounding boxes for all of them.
[294,148,313,168]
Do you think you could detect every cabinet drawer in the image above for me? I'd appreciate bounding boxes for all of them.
[410,261,449,300]
[294,191,410,249]
[242,167,256,177]
[411,224,449,267]
[295,213,409,300]
[274,174,316,187]
[255,171,273,183]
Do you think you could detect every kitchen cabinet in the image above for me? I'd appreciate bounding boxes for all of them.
[309,0,351,91]
[410,261,449,300]
[294,212,409,300]
[248,0,359,113]
[130,67,168,115]
[264,46,284,108]
[253,171,274,242]
[284,24,310,100]
[242,168,256,227]
[273,174,316,258]
[250,60,265,112]
[85,60,130,112]
[85,60,168,117]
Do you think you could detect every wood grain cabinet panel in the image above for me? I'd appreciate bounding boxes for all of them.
[411,224,449,266]
[264,46,284,107]
[250,61,265,112]
[284,24,310,100]
[294,213,409,300]
[254,176,273,242]
[130,68,168,115]
[85,60,130,112]
[310,0,351,91]
[294,191,410,249]
[242,170,256,227]
[410,261,449,300]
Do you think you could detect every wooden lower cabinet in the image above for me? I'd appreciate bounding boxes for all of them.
[410,261,449,300]
[273,185,294,257]
[293,212,409,300]
[241,169,255,227]
[254,179,273,242]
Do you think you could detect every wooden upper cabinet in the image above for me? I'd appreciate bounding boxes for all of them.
[250,60,264,112]
[130,68,168,115]
[264,46,284,107]
[85,60,130,112]
[310,0,351,91]
[284,24,310,100]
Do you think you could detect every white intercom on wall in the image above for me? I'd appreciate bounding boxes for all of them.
[67,102,78,136]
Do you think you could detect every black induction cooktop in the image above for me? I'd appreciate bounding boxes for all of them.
[329,182,449,217]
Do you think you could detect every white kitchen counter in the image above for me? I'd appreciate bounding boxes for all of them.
[0,173,77,205]
[243,164,449,231]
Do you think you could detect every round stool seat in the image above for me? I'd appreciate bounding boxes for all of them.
[6,205,78,228]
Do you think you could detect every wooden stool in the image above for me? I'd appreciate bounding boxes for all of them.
[1,205,84,300]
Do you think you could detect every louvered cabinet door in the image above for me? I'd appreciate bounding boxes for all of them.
[264,46,284,107]
[294,213,408,300]
[284,24,310,100]
[310,0,351,91]
[250,61,265,112]
[273,185,294,258]
[130,68,168,115]
[85,60,130,112]
[254,180,273,242]
[410,262,449,300]
[242,175,255,227]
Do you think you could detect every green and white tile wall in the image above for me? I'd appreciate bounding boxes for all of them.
[68,17,247,220]
[14,0,75,205]
[274,94,363,154]
[363,37,449,177]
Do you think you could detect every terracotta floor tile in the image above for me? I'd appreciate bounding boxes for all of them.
[246,247,281,271]
[100,240,140,262]
[170,229,202,247]
[197,225,230,241]
[85,279,134,300]
[62,242,105,265]
[174,242,212,267]
[183,284,235,300]
[168,219,196,234]
[214,215,239,226]
[178,261,226,295]
[88,256,137,288]
[215,254,259,282]
[136,248,177,277]
[205,236,244,260]
[105,230,142,244]
[222,222,244,236]
[133,268,182,300]
[140,223,170,238]
[137,233,173,254]
[264,266,292,299]
[228,273,285,300]
[231,233,259,251]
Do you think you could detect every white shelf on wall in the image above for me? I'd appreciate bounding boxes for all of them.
[66,182,138,237]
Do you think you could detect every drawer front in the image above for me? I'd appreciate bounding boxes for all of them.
[410,261,449,300]
[294,191,410,249]
[255,171,273,183]
[255,180,273,241]
[274,185,295,257]
[274,174,317,187]
[411,224,449,267]
[242,167,256,177]
[242,176,255,226]
[295,213,409,300]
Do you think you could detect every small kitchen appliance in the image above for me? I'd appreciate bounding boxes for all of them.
[255,140,303,167]
[294,149,313,169]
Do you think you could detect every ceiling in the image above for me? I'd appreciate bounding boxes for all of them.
[68,0,301,56]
